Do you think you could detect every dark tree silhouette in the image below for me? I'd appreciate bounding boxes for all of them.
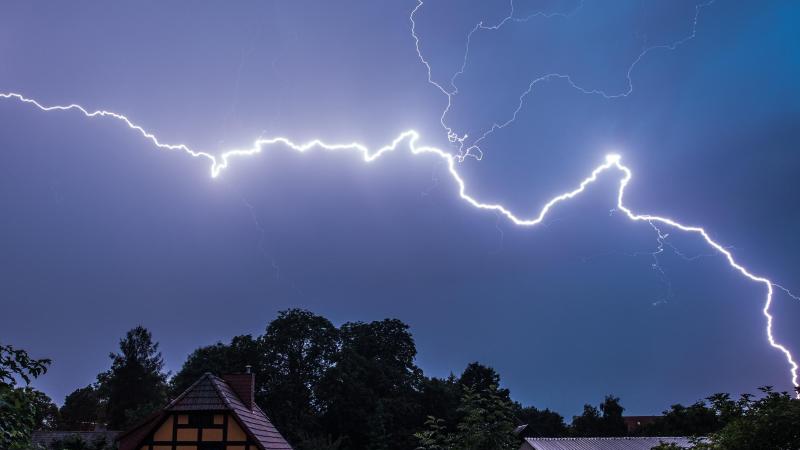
[571,395,626,437]
[318,319,423,450]
[0,344,51,449]
[59,385,103,431]
[171,334,261,396]
[459,362,511,401]
[516,406,567,438]
[259,309,339,446]
[97,326,168,429]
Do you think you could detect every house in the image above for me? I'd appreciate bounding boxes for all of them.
[520,437,697,450]
[117,371,292,450]
[622,416,660,434]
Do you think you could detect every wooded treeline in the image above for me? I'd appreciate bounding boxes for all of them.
[3,309,800,450]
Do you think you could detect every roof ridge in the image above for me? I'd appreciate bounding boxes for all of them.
[164,372,215,410]
[207,373,237,410]
[526,436,695,440]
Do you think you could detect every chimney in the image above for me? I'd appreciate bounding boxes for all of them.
[223,369,255,410]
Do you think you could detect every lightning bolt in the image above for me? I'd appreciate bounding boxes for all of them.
[410,0,714,160]
[1,90,798,393]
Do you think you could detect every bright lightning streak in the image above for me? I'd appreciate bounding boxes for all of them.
[1,90,798,394]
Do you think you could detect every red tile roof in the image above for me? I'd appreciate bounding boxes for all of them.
[206,374,292,450]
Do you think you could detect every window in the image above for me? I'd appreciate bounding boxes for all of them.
[188,413,214,427]
[198,443,225,450]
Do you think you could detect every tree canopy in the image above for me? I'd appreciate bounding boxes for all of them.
[10,310,800,450]
[96,326,169,429]
[0,343,51,449]
[59,385,103,431]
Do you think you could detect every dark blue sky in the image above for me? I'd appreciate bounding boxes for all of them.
[1,0,799,417]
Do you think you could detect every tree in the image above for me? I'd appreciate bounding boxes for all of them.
[650,387,800,449]
[97,326,168,429]
[59,385,103,431]
[29,389,59,430]
[571,404,603,436]
[695,387,800,450]
[414,362,521,450]
[418,375,461,432]
[414,416,452,450]
[259,309,339,445]
[414,383,520,450]
[637,401,720,437]
[318,319,423,450]
[598,395,627,436]
[515,405,567,438]
[50,433,115,450]
[171,334,261,396]
[0,344,51,449]
[1,345,50,386]
[459,363,510,401]
[453,385,520,450]
[571,395,626,437]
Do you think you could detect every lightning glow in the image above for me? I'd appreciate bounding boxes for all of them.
[1,90,797,393]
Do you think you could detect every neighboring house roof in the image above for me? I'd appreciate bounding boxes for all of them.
[118,372,291,450]
[622,416,659,432]
[522,437,697,450]
[31,431,119,450]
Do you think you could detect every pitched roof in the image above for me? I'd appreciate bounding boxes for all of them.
[119,373,292,450]
[116,411,166,450]
[206,374,292,450]
[165,372,228,410]
[523,437,698,450]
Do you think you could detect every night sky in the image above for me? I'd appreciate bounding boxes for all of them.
[1,0,799,417]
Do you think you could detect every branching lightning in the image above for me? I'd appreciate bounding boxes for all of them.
[410,0,714,160]
[1,0,796,398]
[1,90,798,392]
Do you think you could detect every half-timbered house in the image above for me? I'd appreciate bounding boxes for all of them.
[117,371,291,450]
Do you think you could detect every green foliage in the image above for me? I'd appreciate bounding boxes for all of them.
[413,383,520,450]
[59,385,103,431]
[29,389,59,431]
[0,344,51,450]
[50,433,115,450]
[414,416,451,450]
[97,326,168,429]
[453,385,520,450]
[1,345,51,386]
[652,387,800,449]
[414,363,525,450]
[1,387,40,449]
[694,387,800,450]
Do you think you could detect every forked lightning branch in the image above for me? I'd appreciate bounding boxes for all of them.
[1,90,798,394]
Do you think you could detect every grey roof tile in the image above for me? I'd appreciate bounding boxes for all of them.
[523,437,699,450]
